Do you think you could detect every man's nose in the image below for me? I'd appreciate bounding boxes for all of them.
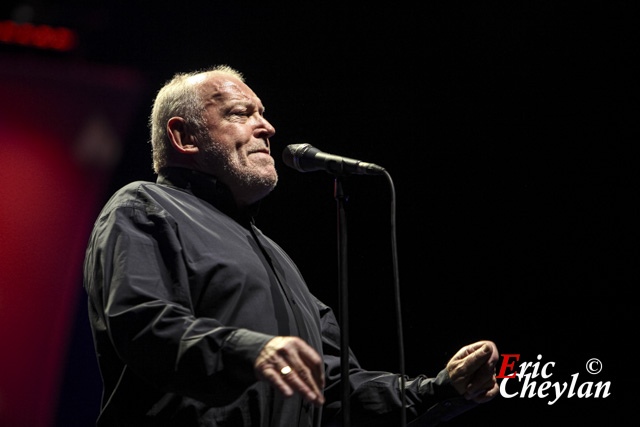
[255,116,276,139]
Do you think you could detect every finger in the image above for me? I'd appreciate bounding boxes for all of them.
[280,338,324,390]
[271,337,325,405]
[280,345,324,403]
[296,341,326,390]
[448,344,490,385]
[259,365,295,398]
[280,366,325,406]
[254,336,326,406]
[258,362,324,406]
[460,343,493,374]
[465,371,497,399]
[449,341,488,366]
[481,340,500,366]
[470,382,500,403]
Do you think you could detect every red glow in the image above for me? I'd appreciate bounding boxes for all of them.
[0,123,105,426]
[0,58,143,427]
[0,20,77,52]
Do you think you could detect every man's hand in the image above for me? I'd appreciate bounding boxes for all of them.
[254,336,325,407]
[446,340,499,403]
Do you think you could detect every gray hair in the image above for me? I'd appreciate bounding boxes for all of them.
[149,65,245,173]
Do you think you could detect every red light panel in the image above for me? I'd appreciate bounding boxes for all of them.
[0,20,77,52]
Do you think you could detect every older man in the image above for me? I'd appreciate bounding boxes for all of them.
[83,65,499,426]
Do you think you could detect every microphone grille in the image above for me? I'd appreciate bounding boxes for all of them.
[282,143,313,171]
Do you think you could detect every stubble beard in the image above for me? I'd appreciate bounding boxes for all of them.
[199,134,278,204]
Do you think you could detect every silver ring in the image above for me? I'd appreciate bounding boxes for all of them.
[280,365,292,376]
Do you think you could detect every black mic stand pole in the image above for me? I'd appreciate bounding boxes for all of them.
[334,176,350,427]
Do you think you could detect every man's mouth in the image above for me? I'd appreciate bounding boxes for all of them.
[248,149,270,156]
[248,145,271,156]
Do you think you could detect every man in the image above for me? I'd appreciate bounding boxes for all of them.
[83,65,499,426]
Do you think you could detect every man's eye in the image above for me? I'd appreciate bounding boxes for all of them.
[227,110,250,120]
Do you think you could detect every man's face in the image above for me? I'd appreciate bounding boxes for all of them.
[194,73,278,206]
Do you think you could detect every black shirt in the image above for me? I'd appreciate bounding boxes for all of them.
[83,167,474,426]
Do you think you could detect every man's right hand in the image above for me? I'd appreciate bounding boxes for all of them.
[254,336,325,407]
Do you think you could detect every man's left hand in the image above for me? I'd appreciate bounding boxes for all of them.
[446,340,500,403]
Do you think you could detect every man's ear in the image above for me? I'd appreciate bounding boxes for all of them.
[167,117,199,154]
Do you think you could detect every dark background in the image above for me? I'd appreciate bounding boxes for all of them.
[2,2,636,425]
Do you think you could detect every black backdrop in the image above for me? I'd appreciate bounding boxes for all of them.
[38,2,636,425]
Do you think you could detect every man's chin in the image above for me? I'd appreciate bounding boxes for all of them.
[234,172,278,205]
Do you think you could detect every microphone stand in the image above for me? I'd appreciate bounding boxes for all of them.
[333,171,406,427]
[334,176,351,427]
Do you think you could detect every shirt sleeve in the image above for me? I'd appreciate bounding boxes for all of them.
[315,299,477,426]
[84,198,274,403]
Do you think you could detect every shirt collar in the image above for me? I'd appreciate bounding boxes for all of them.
[156,167,259,224]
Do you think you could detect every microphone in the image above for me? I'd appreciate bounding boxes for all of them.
[282,144,386,176]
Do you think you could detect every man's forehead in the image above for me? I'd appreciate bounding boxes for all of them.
[194,73,260,105]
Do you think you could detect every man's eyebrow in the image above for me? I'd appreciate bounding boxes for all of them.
[204,93,266,113]
[229,99,267,113]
